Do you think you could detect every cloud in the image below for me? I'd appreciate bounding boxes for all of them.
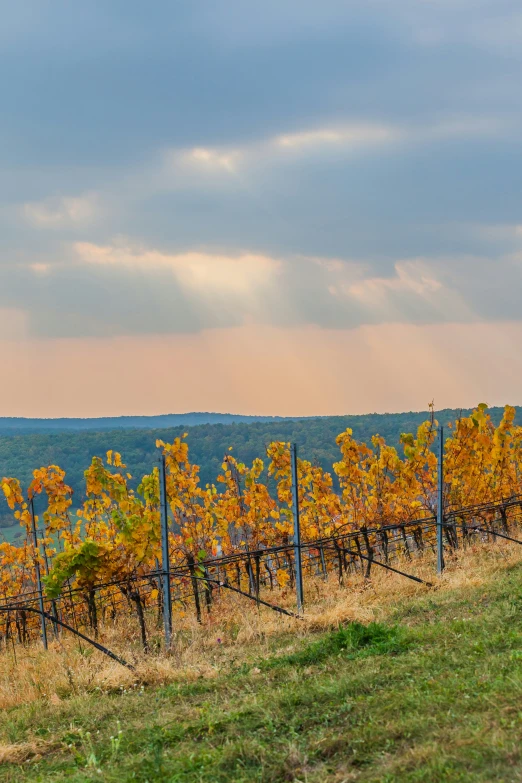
[163,115,503,181]
[23,193,99,229]
[346,261,442,301]
[0,0,519,175]
[0,0,521,362]
[75,241,277,298]
[4,237,521,340]
[183,147,240,172]
[161,121,402,189]
[274,124,401,151]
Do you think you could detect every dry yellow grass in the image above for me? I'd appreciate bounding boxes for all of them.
[0,740,58,764]
[0,535,520,712]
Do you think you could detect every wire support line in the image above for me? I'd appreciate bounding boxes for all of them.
[463,526,522,546]
[0,605,134,670]
[2,494,521,615]
[321,543,433,586]
[168,570,303,619]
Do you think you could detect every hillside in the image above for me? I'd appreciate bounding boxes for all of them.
[0,412,300,435]
[0,548,520,782]
[0,407,519,514]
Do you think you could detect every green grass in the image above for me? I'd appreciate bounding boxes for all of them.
[262,621,409,669]
[1,564,522,782]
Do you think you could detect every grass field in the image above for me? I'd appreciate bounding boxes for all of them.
[0,550,521,782]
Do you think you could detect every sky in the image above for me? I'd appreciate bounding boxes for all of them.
[2,0,522,418]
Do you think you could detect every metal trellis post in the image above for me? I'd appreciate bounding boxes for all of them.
[30,498,48,650]
[290,443,304,613]
[159,454,173,648]
[39,529,59,638]
[437,426,445,574]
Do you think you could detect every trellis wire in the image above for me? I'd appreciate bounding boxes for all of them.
[1,491,522,660]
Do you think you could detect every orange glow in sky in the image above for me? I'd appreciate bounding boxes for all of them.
[1,321,521,418]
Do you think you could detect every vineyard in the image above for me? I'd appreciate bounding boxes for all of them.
[1,402,522,664]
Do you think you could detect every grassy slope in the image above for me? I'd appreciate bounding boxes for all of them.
[0,563,521,782]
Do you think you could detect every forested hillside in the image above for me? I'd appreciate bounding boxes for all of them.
[1,406,518,510]
[0,412,297,435]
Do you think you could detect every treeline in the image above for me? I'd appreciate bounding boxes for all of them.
[0,406,518,514]
[0,412,295,435]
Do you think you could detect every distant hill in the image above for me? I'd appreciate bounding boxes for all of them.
[0,412,305,435]
[0,406,518,516]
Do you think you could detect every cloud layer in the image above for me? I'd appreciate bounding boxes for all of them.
[1,1,522,413]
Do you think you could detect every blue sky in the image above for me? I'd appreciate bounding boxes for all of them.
[1,1,522,416]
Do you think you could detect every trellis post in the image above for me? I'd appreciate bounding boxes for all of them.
[159,454,172,648]
[30,498,48,650]
[437,426,445,574]
[290,443,304,613]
